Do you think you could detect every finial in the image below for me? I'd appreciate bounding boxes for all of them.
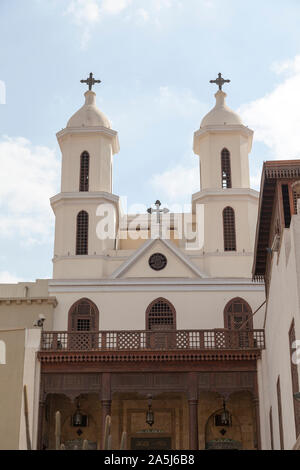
[210,73,230,91]
[80,72,101,91]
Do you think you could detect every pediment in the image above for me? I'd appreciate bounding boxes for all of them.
[111,238,206,279]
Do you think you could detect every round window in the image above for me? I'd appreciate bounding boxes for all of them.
[148,253,167,271]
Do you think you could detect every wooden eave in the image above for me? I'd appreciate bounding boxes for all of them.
[252,160,300,280]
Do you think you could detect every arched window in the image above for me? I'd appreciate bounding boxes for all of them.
[68,298,99,332]
[221,148,232,189]
[146,298,176,330]
[224,297,253,330]
[76,210,88,255]
[0,340,6,364]
[223,207,236,252]
[292,181,300,214]
[79,151,90,192]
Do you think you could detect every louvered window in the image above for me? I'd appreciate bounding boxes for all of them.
[221,148,232,189]
[224,298,253,330]
[68,298,99,332]
[76,211,88,255]
[79,151,89,192]
[223,207,236,251]
[147,299,176,330]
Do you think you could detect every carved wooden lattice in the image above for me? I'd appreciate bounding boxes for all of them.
[79,151,89,192]
[223,207,236,252]
[76,211,89,255]
[221,148,232,189]
[41,329,265,352]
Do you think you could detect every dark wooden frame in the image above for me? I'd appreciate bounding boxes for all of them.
[223,207,236,252]
[224,297,253,330]
[68,298,99,332]
[76,210,89,255]
[269,406,274,450]
[79,151,90,192]
[145,298,177,330]
[221,148,232,189]
[277,376,284,450]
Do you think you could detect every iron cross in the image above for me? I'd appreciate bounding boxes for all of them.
[147,200,170,224]
[210,73,230,91]
[80,72,101,91]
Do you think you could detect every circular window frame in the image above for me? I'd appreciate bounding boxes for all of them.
[148,253,167,271]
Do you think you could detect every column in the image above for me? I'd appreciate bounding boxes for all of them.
[252,372,262,450]
[37,392,46,450]
[187,372,198,450]
[188,399,199,450]
[101,373,112,449]
[253,396,262,450]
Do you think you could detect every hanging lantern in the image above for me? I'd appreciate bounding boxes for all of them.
[220,400,232,427]
[72,400,87,427]
[146,394,154,427]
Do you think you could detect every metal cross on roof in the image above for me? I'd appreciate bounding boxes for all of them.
[147,200,170,224]
[210,73,230,91]
[80,72,101,91]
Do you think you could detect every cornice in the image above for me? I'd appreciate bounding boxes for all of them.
[50,191,120,208]
[110,238,206,279]
[0,297,58,307]
[194,124,253,138]
[192,188,259,204]
[38,349,262,364]
[48,278,264,293]
[56,126,120,154]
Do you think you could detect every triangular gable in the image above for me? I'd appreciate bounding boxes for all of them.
[111,238,206,279]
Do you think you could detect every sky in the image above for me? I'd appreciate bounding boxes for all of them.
[1,0,300,282]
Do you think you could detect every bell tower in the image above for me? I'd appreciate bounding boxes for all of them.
[192,74,259,277]
[51,74,120,279]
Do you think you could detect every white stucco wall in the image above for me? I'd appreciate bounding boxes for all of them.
[258,213,300,450]
[49,283,265,331]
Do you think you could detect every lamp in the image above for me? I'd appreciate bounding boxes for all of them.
[146,394,154,427]
[220,400,231,427]
[72,400,86,427]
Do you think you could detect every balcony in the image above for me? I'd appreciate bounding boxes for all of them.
[40,329,265,353]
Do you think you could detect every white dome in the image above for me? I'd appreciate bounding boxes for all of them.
[201,90,242,127]
[67,91,111,129]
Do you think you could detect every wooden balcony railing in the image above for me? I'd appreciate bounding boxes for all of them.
[40,329,265,352]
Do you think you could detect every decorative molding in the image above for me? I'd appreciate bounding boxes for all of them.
[48,277,264,293]
[0,296,57,307]
[39,371,258,398]
[39,349,262,365]
[56,126,120,154]
[50,191,120,207]
[110,238,206,279]
[192,188,259,203]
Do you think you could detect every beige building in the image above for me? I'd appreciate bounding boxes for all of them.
[2,74,297,450]
[253,161,300,450]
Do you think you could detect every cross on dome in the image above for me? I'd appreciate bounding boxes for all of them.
[80,72,101,91]
[210,73,230,91]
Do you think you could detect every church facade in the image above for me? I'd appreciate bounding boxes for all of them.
[1,74,298,450]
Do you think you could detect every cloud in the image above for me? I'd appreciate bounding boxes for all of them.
[64,0,186,44]
[0,271,25,284]
[150,164,199,203]
[0,136,59,245]
[101,0,132,14]
[239,55,300,160]
[250,170,262,191]
[156,86,206,120]
[66,0,100,24]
